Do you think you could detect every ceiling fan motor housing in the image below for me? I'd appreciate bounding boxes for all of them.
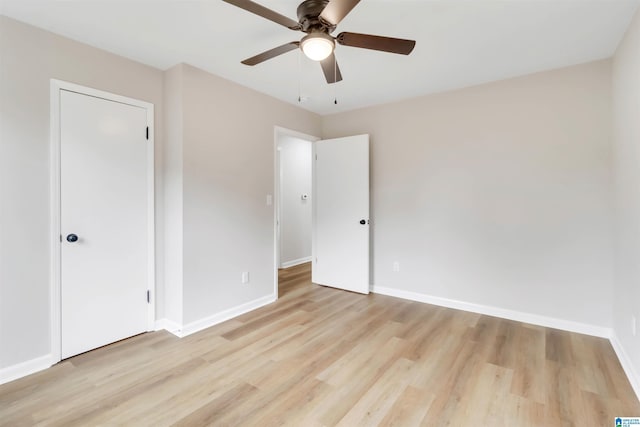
[297,0,336,33]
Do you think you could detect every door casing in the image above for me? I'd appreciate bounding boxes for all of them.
[49,79,155,362]
[273,126,319,298]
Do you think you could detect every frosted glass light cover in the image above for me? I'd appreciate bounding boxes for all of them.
[301,35,334,61]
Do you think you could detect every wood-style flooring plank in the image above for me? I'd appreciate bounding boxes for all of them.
[1,262,639,426]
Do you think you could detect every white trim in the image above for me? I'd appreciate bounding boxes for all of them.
[168,294,277,338]
[0,354,55,385]
[145,104,156,330]
[312,142,318,287]
[49,81,62,364]
[280,256,313,269]
[154,319,182,335]
[49,79,155,364]
[371,285,612,338]
[273,126,320,298]
[610,332,640,402]
[276,146,282,271]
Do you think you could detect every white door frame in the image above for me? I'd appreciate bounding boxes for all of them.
[49,79,155,362]
[273,126,319,298]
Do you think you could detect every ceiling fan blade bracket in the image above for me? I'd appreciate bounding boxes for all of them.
[318,16,337,33]
[297,0,336,33]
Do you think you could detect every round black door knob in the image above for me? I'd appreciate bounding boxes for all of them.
[66,234,78,243]
[359,219,366,225]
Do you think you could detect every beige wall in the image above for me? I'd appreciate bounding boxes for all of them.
[612,8,640,394]
[162,65,185,326]
[323,60,613,328]
[178,64,320,324]
[0,16,164,369]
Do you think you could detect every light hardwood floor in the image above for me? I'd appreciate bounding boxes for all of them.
[1,262,639,426]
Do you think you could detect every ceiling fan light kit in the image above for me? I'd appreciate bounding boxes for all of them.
[301,32,335,61]
[223,0,415,85]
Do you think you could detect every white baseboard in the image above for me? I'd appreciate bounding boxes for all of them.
[166,293,277,338]
[1,292,274,384]
[154,318,182,335]
[0,353,55,385]
[610,332,640,402]
[4,289,632,399]
[371,285,612,338]
[280,256,312,269]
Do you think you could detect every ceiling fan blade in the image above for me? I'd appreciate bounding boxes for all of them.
[319,0,361,26]
[241,42,300,66]
[223,0,301,30]
[337,32,416,55]
[320,53,343,84]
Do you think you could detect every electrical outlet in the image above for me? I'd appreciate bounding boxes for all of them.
[393,261,400,272]
[632,314,637,337]
[241,272,249,284]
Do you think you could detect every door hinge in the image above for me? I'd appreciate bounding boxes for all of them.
[315,154,317,160]
[146,127,149,140]
[146,290,150,303]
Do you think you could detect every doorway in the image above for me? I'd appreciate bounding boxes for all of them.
[274,127,318,297]
[50,80,155,361]
[273,128,371,298]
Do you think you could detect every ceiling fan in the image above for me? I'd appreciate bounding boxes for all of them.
[222,0,416,84]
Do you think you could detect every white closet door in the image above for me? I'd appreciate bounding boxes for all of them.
[60,89,149,358]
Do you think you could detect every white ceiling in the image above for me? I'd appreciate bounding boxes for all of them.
[1,0,638,115]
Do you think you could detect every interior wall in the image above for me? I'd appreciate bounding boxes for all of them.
[278,136,312,267]
[0,16,164,370]
[612,8,640,393]
[322,60,614,328]
[162,64,184,326]
[178,64,320,325]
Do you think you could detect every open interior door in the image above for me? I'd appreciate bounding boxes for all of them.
[312,134,369,294]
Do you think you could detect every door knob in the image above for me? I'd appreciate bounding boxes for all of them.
[359,219,366,225]
[66,234,78,243]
